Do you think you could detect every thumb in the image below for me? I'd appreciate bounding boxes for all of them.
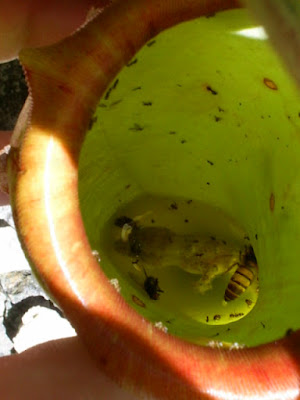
[0,0,111,62]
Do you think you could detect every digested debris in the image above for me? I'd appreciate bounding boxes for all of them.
[245,299,253,307]
[206,85,218,95]
[166,319,174,324]
[230,313,244,318]
[132,259,139,267]
[132,294,146,308]
[112,79,119,89]
[169,202,178,210]
[105,79,119,100]
[263,78,278,90]
[146,40,156,47]
[110,99,122,107]
[127,58,138,67]
[129,123,144,131]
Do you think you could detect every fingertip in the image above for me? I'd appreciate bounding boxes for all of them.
[0,0,112,62]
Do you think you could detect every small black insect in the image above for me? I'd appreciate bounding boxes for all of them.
[144,276,164,300]
[127,58,138,67]
[206,85,218,95]
[286,328,294,337]
[147,40,156,47]
[169,202,178,210]
[143,268,164,300]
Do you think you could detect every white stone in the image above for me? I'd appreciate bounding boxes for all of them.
[0,205,75,355]
[0,205,14,227]
[13,306,77,353]
[0,205,30,273]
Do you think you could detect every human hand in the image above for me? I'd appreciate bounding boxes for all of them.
[0,336,139,400]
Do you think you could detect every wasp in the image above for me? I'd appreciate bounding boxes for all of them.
[224,245,257,302]
[114,214,243,294]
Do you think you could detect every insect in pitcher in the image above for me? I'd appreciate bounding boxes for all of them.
[224,245,257,302]
[114,213,245,294]
[143,268,164,300]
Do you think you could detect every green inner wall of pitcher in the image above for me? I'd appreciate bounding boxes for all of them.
[78,9,300,347]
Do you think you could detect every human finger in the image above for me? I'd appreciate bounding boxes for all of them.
[0,336,140,400]
[0,0,111,62]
